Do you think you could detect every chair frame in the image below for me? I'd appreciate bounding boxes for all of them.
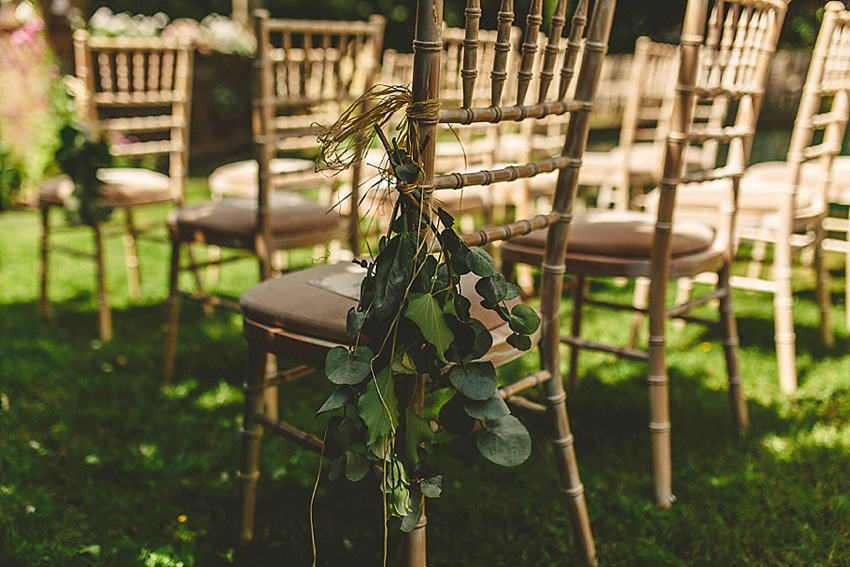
[235,0,618,564]
[162,12,385,381]
[501,0,789,507]
[727,1,850,392]
[39,30,194,342]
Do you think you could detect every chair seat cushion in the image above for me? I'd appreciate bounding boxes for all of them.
[207,158,320,198]
[167,192,341,245]
[240,262,518,344]
[663,167,817,213]
[504,209,715,259]
[39,169,174,207]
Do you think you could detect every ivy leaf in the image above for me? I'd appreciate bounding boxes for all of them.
[346,308,365,341]
[475,273,508,304]
[464,394,510,420]
[476,415,532,466]
[373,232,417,320]
[344,449,370,482]
[402,409,434,467]
[506,332,533,351]
[316,385,356,414]
[448,361,498,401]
[436,207,455,229]
[328,454,344,481]
[508,304,540,335]
[405,293,455,360]
[420,475,442,498]
[357,367,399,446]
[467,247,496,277]
[325,416,359,457]
[325,345,373,385]
[440,228,463,254]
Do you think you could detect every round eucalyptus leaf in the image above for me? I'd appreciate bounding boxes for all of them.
[508,304,540,335]
[465,319,493,362]
[346,308,365,341]
[476,415,532,467]
[467,246,496,277]
[504,282,522,301]
[464,394,510,420]
[506,332,533,351]
[420,475,442,498]
[475,273,508,304]
[448,361,498,401]
[437,392,475,435]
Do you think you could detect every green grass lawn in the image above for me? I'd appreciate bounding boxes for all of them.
[1,183,850,566]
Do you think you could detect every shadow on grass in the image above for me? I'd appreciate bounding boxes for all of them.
[2,292,850,567]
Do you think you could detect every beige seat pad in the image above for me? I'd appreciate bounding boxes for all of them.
[207,158,321,198]
[504,209,715,259]
[241,262,519,344]
[168,192,340,240]
[39,168,174,207]
[660,167,817,213]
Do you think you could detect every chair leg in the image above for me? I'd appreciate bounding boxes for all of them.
[123,207,141,299]
[39,205,51,318]
[629,276,649,349]
[163,239,182,382]
[542,369,597,565]
[813,223,834,347]
[264,354,279,422]
[237,342,268,547]
[647,273,673,507]
[717,264,748,433]
[846,244,850,329]
[568,275,586,391]
[672,277,692,331]
[773,227,797,394]
[93,222,113,342]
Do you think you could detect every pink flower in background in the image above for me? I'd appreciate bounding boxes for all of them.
[9,17,44,46]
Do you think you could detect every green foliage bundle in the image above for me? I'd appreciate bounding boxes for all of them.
[317,120,540,530]
[54,124,113,225]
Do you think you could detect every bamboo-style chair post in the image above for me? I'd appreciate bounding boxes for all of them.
[646,0,709,509]
[254,10,275,282]
[490,0,514,107]
[407,0,443,562]
[461,0,481,109]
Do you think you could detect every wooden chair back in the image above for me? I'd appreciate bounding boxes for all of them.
[71,30,194,204]
[658,0,788,259]
[789,2,850,214]
[405,5,618,563]
[252,11,386,271]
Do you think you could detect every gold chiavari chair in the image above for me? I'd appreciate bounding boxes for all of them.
[501,0,789,507]
[39,30,193,341]
[234,0,618,564]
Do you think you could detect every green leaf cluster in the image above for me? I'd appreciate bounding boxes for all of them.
[318,127,539,529]
[55,124,113,226]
